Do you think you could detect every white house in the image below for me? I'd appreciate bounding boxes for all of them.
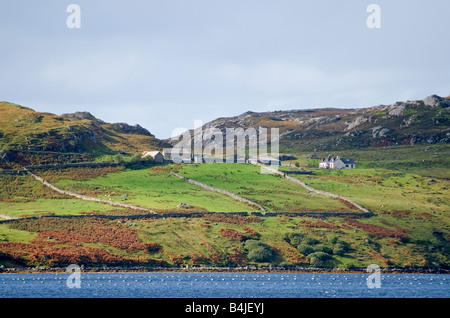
[319,156,355,169]
[142,151,164,163]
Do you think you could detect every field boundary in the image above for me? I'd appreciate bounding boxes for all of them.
[24,168,158,215]
[170,171,267,212]
[0,211,373,224]
[258,163,371,213]
[0,162,122,175]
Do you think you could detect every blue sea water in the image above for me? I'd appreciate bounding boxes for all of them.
[0,272,448,298]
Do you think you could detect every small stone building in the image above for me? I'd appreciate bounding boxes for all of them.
[142,151,164,163]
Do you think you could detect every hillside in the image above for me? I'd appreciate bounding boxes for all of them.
[0,96,448,270]
[171,94,450,153]
[0,163,448,270]
[0,102,169,168]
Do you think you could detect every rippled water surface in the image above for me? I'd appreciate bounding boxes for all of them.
[1,272,448,298]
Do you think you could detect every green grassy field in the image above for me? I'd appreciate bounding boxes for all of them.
[0,199,126,218]
[0,171,136,218]
[291,168,449,215]
[177,163,354,212]
[35,163,356,213]
[286,144,450,178]
[50,165,257,213]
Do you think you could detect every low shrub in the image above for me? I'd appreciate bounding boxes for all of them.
[314,244,333,254]
[333,245,346,256]
[335,240,351,252]
[304,237,321,245]
[284,232,305,246]
[297,244,315,255]
[245,240,269,250]
[308,252,334,267]
[247,247,274,262]
[244,240,275,263]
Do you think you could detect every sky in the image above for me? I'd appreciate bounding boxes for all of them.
[0,0,449,139]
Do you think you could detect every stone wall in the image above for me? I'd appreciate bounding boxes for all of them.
[0,211,372,224]
[170,171,267,212]
[0,162,121,175]
[0,169,28,175]
[257,163,371,213]
[280,170,313,175]
[25,162,121,170]
[25,168,157,214]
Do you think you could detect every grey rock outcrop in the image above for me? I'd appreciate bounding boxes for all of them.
[423,95,450,108]
[388,102,406,116]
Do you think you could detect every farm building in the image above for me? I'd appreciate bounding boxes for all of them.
[319,156,355,169]
[142,151,164,163]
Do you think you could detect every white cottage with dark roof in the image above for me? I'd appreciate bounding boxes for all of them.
[319,155,355,169]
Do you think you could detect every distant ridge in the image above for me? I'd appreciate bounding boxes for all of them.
[168,94,450,152]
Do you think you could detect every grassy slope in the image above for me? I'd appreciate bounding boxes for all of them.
[177,163,353,212]
[285,144,450,177]
[0,145,448,269]
[0,171,132,218]
[0,102,167,160]
[0,199,125,218]
[292,168,449,214]
[52,166,256,213]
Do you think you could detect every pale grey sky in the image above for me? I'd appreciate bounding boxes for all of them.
[1,0,449,138]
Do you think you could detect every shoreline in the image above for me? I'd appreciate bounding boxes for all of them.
[1,266,448,275]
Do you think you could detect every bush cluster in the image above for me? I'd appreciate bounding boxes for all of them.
[244,240,275,263]
[284,232,352,266]
[307,252,334,267]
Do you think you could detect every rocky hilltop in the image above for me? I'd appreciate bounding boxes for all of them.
[0,102,169,167]
[171,94,450,152]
